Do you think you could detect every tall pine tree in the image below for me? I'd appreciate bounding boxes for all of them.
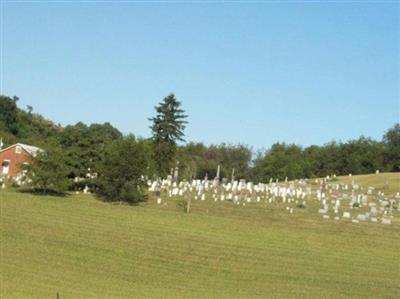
[149,94,187,178]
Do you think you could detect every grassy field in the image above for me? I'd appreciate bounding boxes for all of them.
[1,173,399,299]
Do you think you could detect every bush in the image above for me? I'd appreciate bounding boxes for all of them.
[296,203,306,209]
[352,202,360,208]
[11,181,20,188]
[120,181,147,203]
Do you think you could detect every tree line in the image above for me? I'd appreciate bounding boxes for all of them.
[0,94,399,203]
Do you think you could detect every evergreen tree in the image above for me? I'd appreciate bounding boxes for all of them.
[149,94,187,178]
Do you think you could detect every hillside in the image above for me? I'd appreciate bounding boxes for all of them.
[1,173,399,298]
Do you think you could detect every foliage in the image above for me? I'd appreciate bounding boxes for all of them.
[383,123,400,171]
[0,95,19,135]
[296,203,307,208]
[0,94,399,187]
[0,95,61,147]
[96,135,148,204]
[149,94,187,178]
[59,122,122,180]
[24,146,71,194]
[252,134,393,183]
[252,143,305,181]
[177,142,252,180]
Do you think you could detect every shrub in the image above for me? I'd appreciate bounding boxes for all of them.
[11,181,20,188]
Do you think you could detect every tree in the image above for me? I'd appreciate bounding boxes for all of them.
[96,135,148,204]
[24,146,71,194]
[149,94,187,178]
[26,105,33,114]
[0,95,61,146]
[59,122,122,182]
[339,137,385,175]
[177,142,252,180]
[0,95,19,135]
[383,123,400,171]
[251,143,306,182]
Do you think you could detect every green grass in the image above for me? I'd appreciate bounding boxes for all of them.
[1,173,399,299]
[335,172,400,195]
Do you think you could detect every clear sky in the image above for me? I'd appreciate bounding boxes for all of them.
[1,1,399,150]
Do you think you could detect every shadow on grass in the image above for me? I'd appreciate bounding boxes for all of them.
[94,193,147,207]
[18,188,69,197]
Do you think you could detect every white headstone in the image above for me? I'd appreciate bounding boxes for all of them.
[343,212,351,219]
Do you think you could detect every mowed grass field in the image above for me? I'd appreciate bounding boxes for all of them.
[1,173,399,299]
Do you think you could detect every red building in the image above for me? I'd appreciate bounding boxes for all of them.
[0,143,41,177]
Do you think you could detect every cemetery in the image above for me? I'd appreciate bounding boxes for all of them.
[2,172,398,298]
[1,2,399,298]
[1,83,399,299]
[145,167,399,227]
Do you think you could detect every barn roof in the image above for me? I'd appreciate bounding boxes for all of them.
[0,143,42,157]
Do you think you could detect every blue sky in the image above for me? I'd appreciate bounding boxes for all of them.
[1,1,399,150]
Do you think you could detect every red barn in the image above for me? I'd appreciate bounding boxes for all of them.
[0,143,41,177]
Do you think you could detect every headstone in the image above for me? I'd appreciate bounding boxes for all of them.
[370,206,377,216]
[83,185,89,194]
[173,164,179,182]
[343,212,351,219]
[357,214,367,221]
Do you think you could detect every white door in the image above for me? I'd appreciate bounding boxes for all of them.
[2,160,10,175]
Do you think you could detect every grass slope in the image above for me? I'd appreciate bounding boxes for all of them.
[1,173,399,299]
